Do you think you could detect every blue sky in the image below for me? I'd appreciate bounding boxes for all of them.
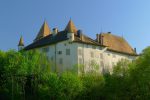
[0,0,150,53]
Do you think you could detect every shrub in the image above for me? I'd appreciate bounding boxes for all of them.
[59,72,83,100]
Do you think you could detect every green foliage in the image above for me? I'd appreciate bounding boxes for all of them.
[1,46,150,100]
[0,50,51,99]
[127,46,150,99]
[88,60,100,74]
[38,72,60,99]
[79,74,105,99]
[113,59,130,77]
[59,72,83,100]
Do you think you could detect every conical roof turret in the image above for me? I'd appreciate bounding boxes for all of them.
[18,36,24,46]
[34,21,51,41]
[65,19,77,33]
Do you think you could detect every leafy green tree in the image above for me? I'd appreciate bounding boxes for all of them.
[0,50,51,100]
[59,72,83,100]
[79,73,105,99]
[128,46,150,99]
[38,72,60,100]
[113,59,130,77]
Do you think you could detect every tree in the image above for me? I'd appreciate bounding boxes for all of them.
[0,50,51,100]
[128,46,150,99]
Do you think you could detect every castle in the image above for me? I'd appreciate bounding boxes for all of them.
[18,19,137,74]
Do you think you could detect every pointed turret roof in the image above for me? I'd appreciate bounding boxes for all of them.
[65,19,77,33]
[18,36,24,46]
[34,21,51,41]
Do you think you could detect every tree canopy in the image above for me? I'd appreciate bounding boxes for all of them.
[0,46,150,100]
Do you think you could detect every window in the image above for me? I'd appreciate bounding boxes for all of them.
[78,49,82,55]
[79,58,83,64]
[42,47,49,53]
[100,53,103,59]
[113,54,116,58]
[59,58,63,64]
[86,44,88,48]
[58,51,62,54]
[99,46,102,50]
[66,49,70,55]
[90,51,94,58]
[92,45,96,49]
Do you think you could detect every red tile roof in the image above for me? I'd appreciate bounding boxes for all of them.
[99,33,137,55]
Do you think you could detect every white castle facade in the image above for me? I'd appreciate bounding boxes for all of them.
[18,20,137,74]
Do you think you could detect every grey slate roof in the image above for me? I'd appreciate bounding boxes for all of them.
[24,31,105,50]
[24,31,68,50]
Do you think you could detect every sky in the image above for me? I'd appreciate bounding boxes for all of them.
[0,0,150,53]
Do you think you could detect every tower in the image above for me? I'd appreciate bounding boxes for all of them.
[18,36,24,51]
[65,19,77,41]
[34,21,51,42]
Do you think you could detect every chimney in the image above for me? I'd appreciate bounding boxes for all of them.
[134,48,137,53]
[100,34,104,45]
[96,34,100,43]
[53,28,58,35]
[77,30,84,41]
[108,32,111,34]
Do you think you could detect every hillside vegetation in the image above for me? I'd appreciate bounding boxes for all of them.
[0,47,150,100]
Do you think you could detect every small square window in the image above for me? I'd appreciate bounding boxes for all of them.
[58,51,62,54]
[86,44,88,48]
[66,49,70,55]
[113,54,116,58]
[92,45,96,49]
[99,47,102,50]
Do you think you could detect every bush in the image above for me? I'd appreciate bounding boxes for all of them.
[59,72,83,100]
[1,46,150,100]
[38,72,60,100]
[79,73,105,99]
